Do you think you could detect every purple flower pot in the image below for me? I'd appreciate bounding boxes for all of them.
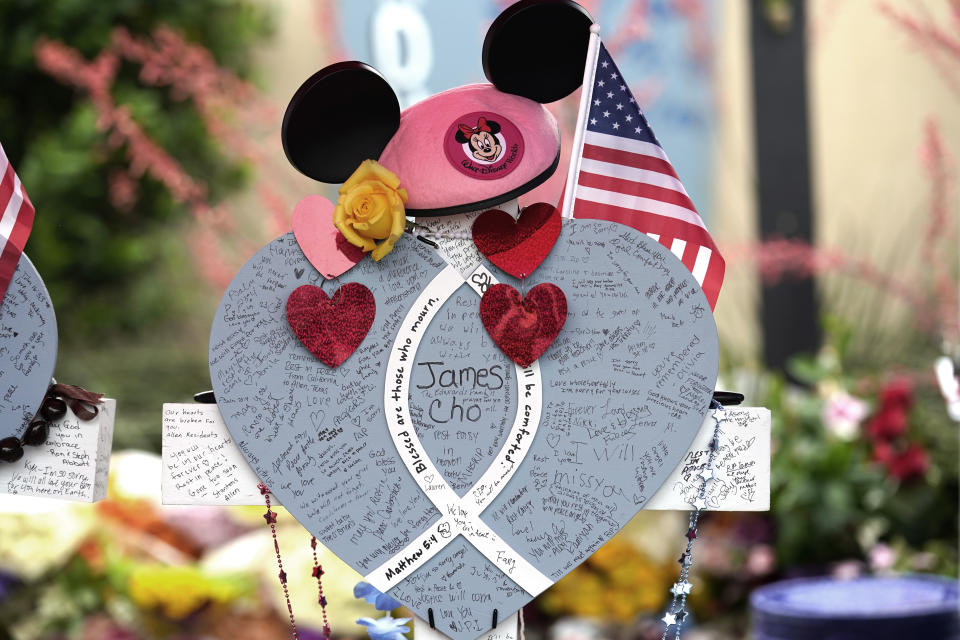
[750,575,959,639]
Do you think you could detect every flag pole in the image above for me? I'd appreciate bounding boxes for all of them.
[560,24,601,219]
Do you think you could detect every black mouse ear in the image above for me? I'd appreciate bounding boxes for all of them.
[282,61,400,183]
[482,0,594,104]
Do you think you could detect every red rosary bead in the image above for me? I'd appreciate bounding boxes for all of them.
[259,489,332,640]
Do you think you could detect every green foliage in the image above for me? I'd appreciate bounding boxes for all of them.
[0,1,273,447]
[763,371,887,565]
[0,0,271,340]
[759,316,958,573]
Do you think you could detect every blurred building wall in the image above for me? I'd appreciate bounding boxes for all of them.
[256,0,960,366]
[716,0,960,363]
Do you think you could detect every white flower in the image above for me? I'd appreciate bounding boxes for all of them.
[822,390,868,440]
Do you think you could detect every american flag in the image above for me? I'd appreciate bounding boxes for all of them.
[565,43,724,309]
[0,143,36,303]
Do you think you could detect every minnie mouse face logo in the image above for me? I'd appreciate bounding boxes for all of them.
[444,111,524,181]
[456,117,503,163]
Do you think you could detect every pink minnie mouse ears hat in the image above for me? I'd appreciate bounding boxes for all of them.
[281,0,593,217]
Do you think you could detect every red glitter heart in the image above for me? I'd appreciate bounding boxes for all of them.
[286,283,375,368]
[472,202,561,279]
[479,283,567,368]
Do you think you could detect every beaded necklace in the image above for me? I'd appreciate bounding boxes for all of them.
[258,483,332,640]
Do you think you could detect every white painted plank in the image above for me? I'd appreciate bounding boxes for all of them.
[0,398,116,502]
[414,612,518,640]
[645,406,770,511]
[161,403,769,511]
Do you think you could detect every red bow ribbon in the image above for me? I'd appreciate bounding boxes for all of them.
[458,117,491,138]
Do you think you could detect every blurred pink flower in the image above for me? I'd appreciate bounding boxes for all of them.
[880,376,914,411]
[831,560,864,580]
[34,27,289,293]
[872,440,931,482]
[694,535,733,574]
[746,544,776,576]
[909,551,937,571]
[822,390,868,440]
[81,616,141,640]
[108,169,140,212]
[879,2,960,95]
[887,444,930,482]
[872,440,895,466]
[869,543,897,573]
[866,406,908,441]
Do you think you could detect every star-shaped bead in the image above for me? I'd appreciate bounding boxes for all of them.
[685,527,698,541]
[679,552,691,566]
[257,483,270,496]
[264,510,278,524]
[708,437,720,451]
[700,467,715,481]
[312,565,325,578]
[671,580,693,596]
[692,496,707,511]
[278,569,287,583]
[676,610,688,623]
[661,612,677,627]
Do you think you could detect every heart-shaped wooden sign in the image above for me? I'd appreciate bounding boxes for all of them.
[0,254,58,440]
[209,220,718,640]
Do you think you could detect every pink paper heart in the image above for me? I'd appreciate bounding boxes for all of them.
[292,195,365,279]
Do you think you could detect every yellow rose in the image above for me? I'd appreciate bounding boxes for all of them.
[334,159,408,261]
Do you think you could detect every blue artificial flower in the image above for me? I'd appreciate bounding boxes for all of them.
[354,581,402,611]
[356,615,411,640]
[0,571,20,601]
